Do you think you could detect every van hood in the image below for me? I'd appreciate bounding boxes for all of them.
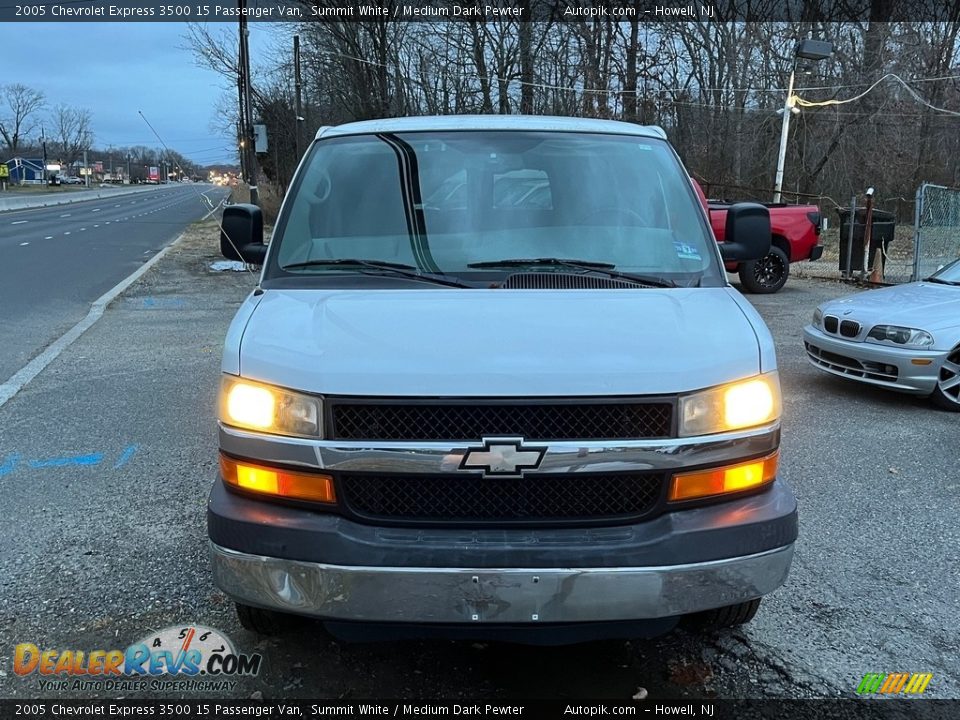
[234,288,764,397]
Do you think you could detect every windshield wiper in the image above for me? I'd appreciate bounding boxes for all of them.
[281,259,469,288]
[925,276,960,286]
[467,257,678,288]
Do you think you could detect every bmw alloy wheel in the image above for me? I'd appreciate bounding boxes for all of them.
[933,348,960,410]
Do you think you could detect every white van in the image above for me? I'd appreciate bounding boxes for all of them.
[208,115,795,642]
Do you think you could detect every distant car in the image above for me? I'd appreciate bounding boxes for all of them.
[803,258,960,410]
[61,177,84,185]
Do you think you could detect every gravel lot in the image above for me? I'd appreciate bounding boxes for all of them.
[0,233,956,702]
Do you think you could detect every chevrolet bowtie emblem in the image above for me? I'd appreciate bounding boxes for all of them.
[459,438,546,477]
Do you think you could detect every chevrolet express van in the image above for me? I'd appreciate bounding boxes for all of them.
[208,115,796,641]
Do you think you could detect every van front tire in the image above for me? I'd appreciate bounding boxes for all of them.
[682,598,761,631]
[235,602,303,635]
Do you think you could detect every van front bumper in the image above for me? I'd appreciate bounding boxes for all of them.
[211,542,794,624]
[208,477,797,624]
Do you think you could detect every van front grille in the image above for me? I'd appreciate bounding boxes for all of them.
[328,399,675,441]
[338,471,665,525]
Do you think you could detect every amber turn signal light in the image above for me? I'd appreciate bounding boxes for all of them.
[219,454,336,504]
[669,451,779,502]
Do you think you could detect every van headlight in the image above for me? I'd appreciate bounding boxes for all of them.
[865,325,934,348]
[679,372,781,437]
[219,375,322,438]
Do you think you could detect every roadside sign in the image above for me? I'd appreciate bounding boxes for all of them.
[0,164,8,178]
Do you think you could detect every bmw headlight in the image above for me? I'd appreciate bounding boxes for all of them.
[865,325,934,349]
[679,372,782,437]
[219,375,322,437]
[812,308,823,328]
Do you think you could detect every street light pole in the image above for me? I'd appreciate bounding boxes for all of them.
[772,39,833,205]
[772,67,796,205]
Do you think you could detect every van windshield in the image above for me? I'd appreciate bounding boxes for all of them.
[268,131,723,287]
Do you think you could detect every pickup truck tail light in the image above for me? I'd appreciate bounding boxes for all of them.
[669,450,779,502]
[807,211,822,235]
[220,454,336,504]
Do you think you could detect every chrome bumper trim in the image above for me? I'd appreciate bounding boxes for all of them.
[218,423,780,475]
[210,543,794,624]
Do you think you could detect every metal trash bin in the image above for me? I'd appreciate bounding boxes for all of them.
[837,208,896,274]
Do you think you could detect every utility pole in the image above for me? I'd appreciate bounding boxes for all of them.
[41,127,48,190]
[294,34,303,160]
[238,0,258,206]
[237,120,246,181]
[83,149,89,188]
[127,154,131,184]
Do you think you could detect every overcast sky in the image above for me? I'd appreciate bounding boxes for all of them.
[6,23,273,167]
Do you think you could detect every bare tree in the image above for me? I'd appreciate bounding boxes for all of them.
[0,84,46,157]
[50,105,94,168]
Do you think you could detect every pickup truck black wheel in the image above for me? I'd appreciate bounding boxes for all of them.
[235,603,303,635]
[682,598,761,631]
[738,246,790,294]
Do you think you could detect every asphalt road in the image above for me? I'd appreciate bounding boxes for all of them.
[0,236,956,704]
[0,184,227,383]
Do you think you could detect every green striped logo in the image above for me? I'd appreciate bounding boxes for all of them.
[857,673,933,694]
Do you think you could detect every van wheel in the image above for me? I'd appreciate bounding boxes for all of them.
[682,599,761,631]
[235,603,302,635]
[739,247,790,294]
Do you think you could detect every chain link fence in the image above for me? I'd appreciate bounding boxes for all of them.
[913,184,960,282]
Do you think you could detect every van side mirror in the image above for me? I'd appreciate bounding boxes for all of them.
[719,203,771,262]
[220,204,267,265]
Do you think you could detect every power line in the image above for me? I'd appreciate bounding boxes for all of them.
[795,72,960,117]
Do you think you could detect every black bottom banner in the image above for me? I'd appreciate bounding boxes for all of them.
[0,700,955,720]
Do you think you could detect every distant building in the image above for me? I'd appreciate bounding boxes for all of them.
[3,157,45,183]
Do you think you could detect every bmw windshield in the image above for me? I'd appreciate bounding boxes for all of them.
[265,131,723,288]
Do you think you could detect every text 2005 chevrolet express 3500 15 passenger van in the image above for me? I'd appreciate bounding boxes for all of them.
[208,115,796,642]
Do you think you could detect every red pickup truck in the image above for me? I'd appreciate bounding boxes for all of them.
[693,180,823,293]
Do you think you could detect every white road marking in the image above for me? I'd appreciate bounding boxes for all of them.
[44,236,53,240]
[60,213,70,217]
[80,228,86,231]
[64,231,71,235]
[93,224,99,228]
[11,220,27,225]
[19,242,29,246]
[92,208,100,212]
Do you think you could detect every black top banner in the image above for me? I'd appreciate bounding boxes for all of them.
[2,0,960,23]
[0,699,956,720]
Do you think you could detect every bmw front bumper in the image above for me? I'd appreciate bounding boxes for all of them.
[803,325,944,395]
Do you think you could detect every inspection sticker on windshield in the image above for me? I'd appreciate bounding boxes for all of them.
[673,241,701,260]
